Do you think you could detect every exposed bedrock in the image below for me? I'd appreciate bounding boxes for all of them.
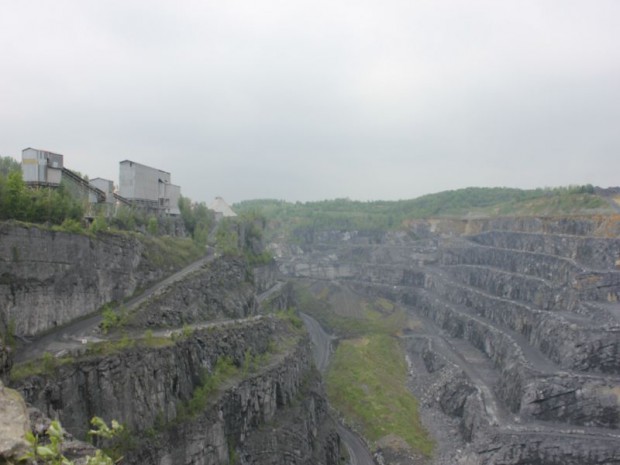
[15,318,340,465]
[0,339,11,382]
[253,261,280,294]
[275,219,620,464]
[462,432,620,465]
[18,319,276,436]
[423,271,620,375]
[440,240,620,310]
[410,337,489,442]
[406,215,620,239]
[407,290,620,428]
[441,264,570,311]
[129,368,340,465]
[0,222,197,337]
[439,240,582,284]
[127,257,257,328]
[470,230,620,270]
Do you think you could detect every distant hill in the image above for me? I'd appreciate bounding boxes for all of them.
[234,185,614,234]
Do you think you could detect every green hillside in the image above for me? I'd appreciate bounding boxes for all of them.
[235,185,611,234]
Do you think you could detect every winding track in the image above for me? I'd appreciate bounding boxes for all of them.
[15,254,214,362]
[300,312,376,465]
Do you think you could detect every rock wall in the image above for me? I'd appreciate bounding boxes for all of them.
[128,351,339,465]
[470,230,620,270]
[0,380,30,462]
[0,222,199,337]
[406,215,620,239]
[126,257,257,328]
[253,261,279,294]
[15,317,340,465]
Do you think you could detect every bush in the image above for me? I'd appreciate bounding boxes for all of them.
[58,218,84,234]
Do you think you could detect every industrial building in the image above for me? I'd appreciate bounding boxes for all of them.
[21,147,64,186]
[88,178,115,204]
[19,149,183,218]
[119,160,181,215]
[21,148,106,203]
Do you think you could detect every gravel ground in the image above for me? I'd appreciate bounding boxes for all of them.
[404,347,467,465]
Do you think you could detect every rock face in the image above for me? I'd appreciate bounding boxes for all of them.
[0,222,198,337]
[127,257,258,328]
[0,339,11,382]
[0,380,30,462]
[15,317,340,465]
[274,216,620,465]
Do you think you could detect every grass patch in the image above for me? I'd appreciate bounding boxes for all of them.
[141,235,205,270]
[275,307,305,331]
[10,334,174,381]
[326,334,434,456]
[295,285,406,338]
[10,352,74,381]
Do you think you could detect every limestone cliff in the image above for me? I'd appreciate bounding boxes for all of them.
[126,257,257,329]
[0,222,203,337]
[15,317,340,465]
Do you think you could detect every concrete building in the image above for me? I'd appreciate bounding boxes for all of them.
[119,160,181,215]
[21,147,106,204]
[21,148,63,186]
[89,178,115,204]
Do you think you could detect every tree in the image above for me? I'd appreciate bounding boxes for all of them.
[5,170,26,220]
[0,155,20,176]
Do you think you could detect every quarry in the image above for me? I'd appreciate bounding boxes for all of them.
[1,190,619,465]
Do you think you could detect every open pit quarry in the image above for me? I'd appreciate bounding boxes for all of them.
[274,215,620,465]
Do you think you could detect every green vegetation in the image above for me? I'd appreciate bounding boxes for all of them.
[0,157,85,225]
[326,334,434,456]
[141,234,205,269]
[295,285,406,338]
[211,211,273,265]
[176,344,278,422]
[235,185,610,240]
[296,282,431,456]
[176,356,240,419]
[21,417,123,465]
[274,307,304,330]
[0,318,16,349]
[0,158,218,249]
[10,352,76,380]
[178,195,215,246]
[100,305,125,334]
[10,335,173,381]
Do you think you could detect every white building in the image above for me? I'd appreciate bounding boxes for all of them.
[21,148,63,185]
[209,196,237,221]
[119,160,181,215]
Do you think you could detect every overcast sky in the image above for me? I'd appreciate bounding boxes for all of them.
[1,1,618,203]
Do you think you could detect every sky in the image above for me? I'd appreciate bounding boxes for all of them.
[1,0,619,203]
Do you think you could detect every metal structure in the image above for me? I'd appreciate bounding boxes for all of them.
[21,148,106,203]
[19,149,182,217]
[21,147,63,186]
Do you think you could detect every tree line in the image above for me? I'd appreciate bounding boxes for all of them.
[0,156,84,225]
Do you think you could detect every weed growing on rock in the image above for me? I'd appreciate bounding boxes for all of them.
[241,348,270,375]
[177,356,240,420]
[100,305,129,334]
[20,417,122,465]
[275,308,304,330]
